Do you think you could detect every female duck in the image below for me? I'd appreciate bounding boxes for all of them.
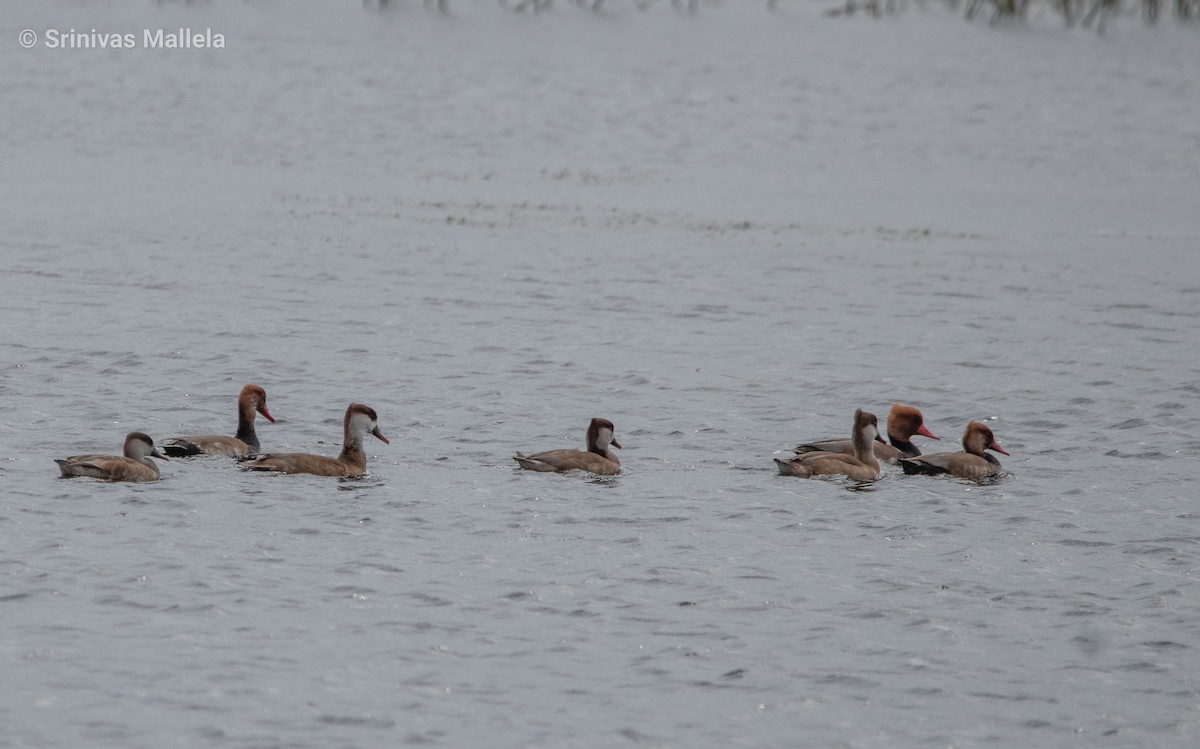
[55,432,168,482]
[162,384,275,458]
[899,420,1009,480]
[515,418,622,476]
[243,403,388,478]
[775,409,882,481]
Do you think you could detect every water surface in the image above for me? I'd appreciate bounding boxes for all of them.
[2,3,1199,747]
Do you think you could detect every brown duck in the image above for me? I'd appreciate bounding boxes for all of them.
[242,403,388,478]
[515,418,622,476]
[55,432,168,482]
[775,409,882,481]
[899,420,1009,480]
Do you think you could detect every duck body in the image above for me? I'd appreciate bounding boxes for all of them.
[793,404,938,465]
[162,384,275,458]
[55,432,167,482]
[243,452,366,477]
[515,418,622,476]
[163,434,256,458]
[899,421,1009,480]
[243,403,388,478]
[776,409,882,481]
[514,448,621,475]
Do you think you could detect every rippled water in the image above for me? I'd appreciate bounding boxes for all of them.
[3,2,1199,747]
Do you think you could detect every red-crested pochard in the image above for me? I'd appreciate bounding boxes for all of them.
[793,403,939,465]
[515,418,622,476]
[775,409,882,481]
[899,420,1009,480]
[162,384,275,458]
[55,432,168,482]
[242,403,388,478]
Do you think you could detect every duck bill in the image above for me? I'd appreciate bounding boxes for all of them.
[610,439,623,450]
[917,425,940,440]
[990,442,1010,456]
[152,448,169,461]
[372,427,390,445]
[259,405,276,424]
[874,433,887,445]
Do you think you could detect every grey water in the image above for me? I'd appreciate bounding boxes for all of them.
[3,2,1199,748]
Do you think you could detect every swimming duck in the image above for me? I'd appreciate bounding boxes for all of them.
[775,409,882,481]
[162,384,275,457]
[899,420,1009,480]
[515,418,622,476]
[55,432,168,482]
[242,403,388,478]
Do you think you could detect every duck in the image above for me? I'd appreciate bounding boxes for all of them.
[775,409,882,481]
[55,432,168,482]
[793,403,939,464]
[162,384,275,458]
[242,403,388,478]
[899,420,1009,480]
[514,418,622,476]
